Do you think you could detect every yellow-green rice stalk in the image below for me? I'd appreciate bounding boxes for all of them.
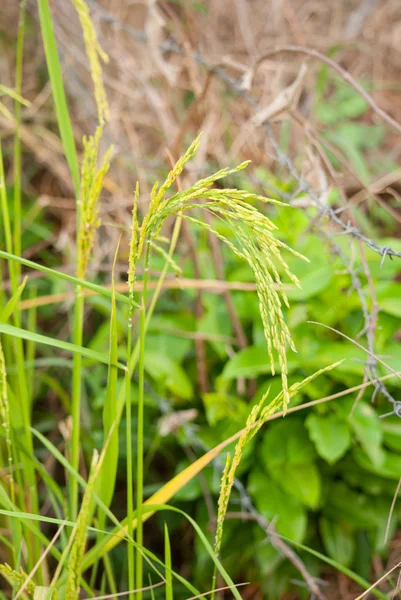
[70,126,112,518]
[128,182,139,318]
[77,125,112,280]
[214,452,232,557]
[213,360,343,564]
[70,0,109,124]
[126,182,141,597]
[132,134,304,593]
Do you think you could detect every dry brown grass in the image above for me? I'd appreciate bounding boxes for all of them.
[1,0,400,273]
[3,0,401,198]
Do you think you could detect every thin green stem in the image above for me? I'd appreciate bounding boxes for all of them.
[10,2,42,574]
[117,216,183,424]
[13,0,27,281]
[126,321,134,598]
[26,286,37,400]
[69,288,84,519]
[0,140,17,308]
[0,143,14,266]
[135,243,150,598]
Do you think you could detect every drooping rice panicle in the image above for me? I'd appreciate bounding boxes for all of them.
[132,138,304,408]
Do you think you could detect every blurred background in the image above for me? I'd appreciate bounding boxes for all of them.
[2,0,401,598]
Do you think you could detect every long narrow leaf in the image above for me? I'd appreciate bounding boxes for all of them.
[0,250,137,308]
[83,362,343,568]
[164,524,173,600]
[0,507,199,597]
[0,277,27,323]
[82,431,241,569]
[0,323,126,370]
[37,0,80,195]
[98,247,119,508]
[280,535,388,600]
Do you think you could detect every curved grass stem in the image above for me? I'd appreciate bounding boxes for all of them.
[126,321,134,598]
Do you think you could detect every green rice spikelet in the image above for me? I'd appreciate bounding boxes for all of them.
[70,0,110,123]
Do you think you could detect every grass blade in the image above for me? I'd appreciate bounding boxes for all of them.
[0,277,27,323]
[280,535,388,600]
[0,323,126,370]
[13,0,27,282]
[0,250,137,308]
[97,244,119,532]
[164,524,173,600]
[37,0,80,195]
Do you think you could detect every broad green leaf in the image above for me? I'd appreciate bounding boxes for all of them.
[340,457,394,496]
[222,345,297,379]
[173,461,220,502]
[259,420,320,507]
[277,462,321,509]
[286,266,332,301]
[308,341,366,376]
[348,401,384,467]
[380,298,401,318]
[376,342,401,378]
[306,413,351,464]
[248,469,306,542]
[381,417,401,452]
[324,482,385,529]
[146,332,192,363]
[260,419,316,472]
[224,348,266,382]
[374,282,401,317]
[198,305,230,358]
[143,351,193,400]
[202,392,247,426]
[354,447,401,480]
[320,518,355,567]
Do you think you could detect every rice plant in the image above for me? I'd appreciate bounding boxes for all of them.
[0,1,350,598]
